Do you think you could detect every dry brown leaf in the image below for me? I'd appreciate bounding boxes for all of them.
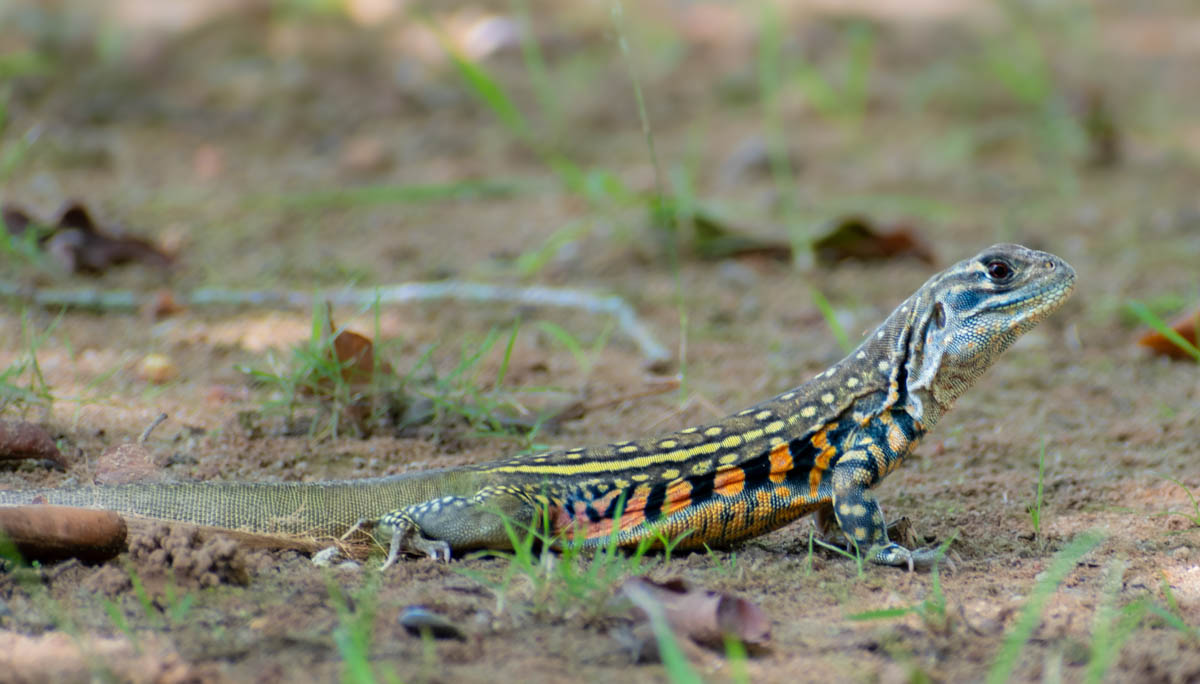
[331,329,386,386]
[1,204,35,237]
[1,201,173,275]
[813,216,935,266]
[1138,307,1200,360]
[0,420,66,469]
[0,505,127,563]
[620,576,771,649]
[142,289,184,319]
[320,305,396,388]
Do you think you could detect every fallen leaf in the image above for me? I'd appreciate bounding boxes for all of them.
[0,421,66,469]
[314,305,396,390]
[1138,307,1200,361]
[620,576,771,650]
[1,204,40,239]
[1,201,173,275]
[813,216,935,266]
[293,306,405,435]
[0,505,127,563]
[331,329,386,386]
[142,289,184,319]
[50,202,174,274]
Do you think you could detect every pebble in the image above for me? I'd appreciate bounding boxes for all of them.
[311,546,353,568]
[137,353,179,384]
[398,605,466,641]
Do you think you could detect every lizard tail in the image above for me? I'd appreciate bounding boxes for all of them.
[0,472,453,538]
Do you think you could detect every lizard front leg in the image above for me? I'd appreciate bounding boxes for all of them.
[375,486,538,568]
[829,459,940,571]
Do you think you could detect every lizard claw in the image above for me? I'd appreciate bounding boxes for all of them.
[909,546,956,574]
[871,543,954,573]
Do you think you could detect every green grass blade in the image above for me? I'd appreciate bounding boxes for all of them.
[494,320,521,389]
[987,532,1104,684]
[435,28,530,143]
[1126,300,1200,363]
[847,607,914,621]
[611,0,665,203]
[277,179,526,209]
[534,320,587,370]
[810,287,853,354]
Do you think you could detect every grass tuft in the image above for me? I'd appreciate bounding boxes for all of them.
[1027,439,1048,543]
[456,497,688,623]
[1150,476,1200,527]
[0,310,57,416]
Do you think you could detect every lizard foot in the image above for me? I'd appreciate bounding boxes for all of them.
[381,522,452,569]
[870,543,955,573]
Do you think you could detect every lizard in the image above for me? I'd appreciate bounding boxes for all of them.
[0,243,1075,570]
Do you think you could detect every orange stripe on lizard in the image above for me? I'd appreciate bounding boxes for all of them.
[713,466,746,497]
[808,423,839,498]
[662,480,693,515]
[768,442,793,484]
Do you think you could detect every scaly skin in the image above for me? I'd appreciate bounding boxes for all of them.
[0,244,1075,570]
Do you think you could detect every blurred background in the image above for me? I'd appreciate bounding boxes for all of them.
[1,2,1200,681]
[2,0,1196,287]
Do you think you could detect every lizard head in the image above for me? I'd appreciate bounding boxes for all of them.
[904,243,1076,414]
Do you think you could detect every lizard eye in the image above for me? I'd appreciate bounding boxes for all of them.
[985,259,1014,282]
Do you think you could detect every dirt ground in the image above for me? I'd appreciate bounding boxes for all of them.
[1,1,1199,682]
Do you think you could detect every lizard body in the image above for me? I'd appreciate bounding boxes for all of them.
[0,244,1075,569]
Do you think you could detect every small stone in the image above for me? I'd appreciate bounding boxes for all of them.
[1169,546,1190,559]
[311,546,347,568]
[137,353,178,384]
[94,443,160,485]
[339,136,392,175]
[399,606,466,641]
